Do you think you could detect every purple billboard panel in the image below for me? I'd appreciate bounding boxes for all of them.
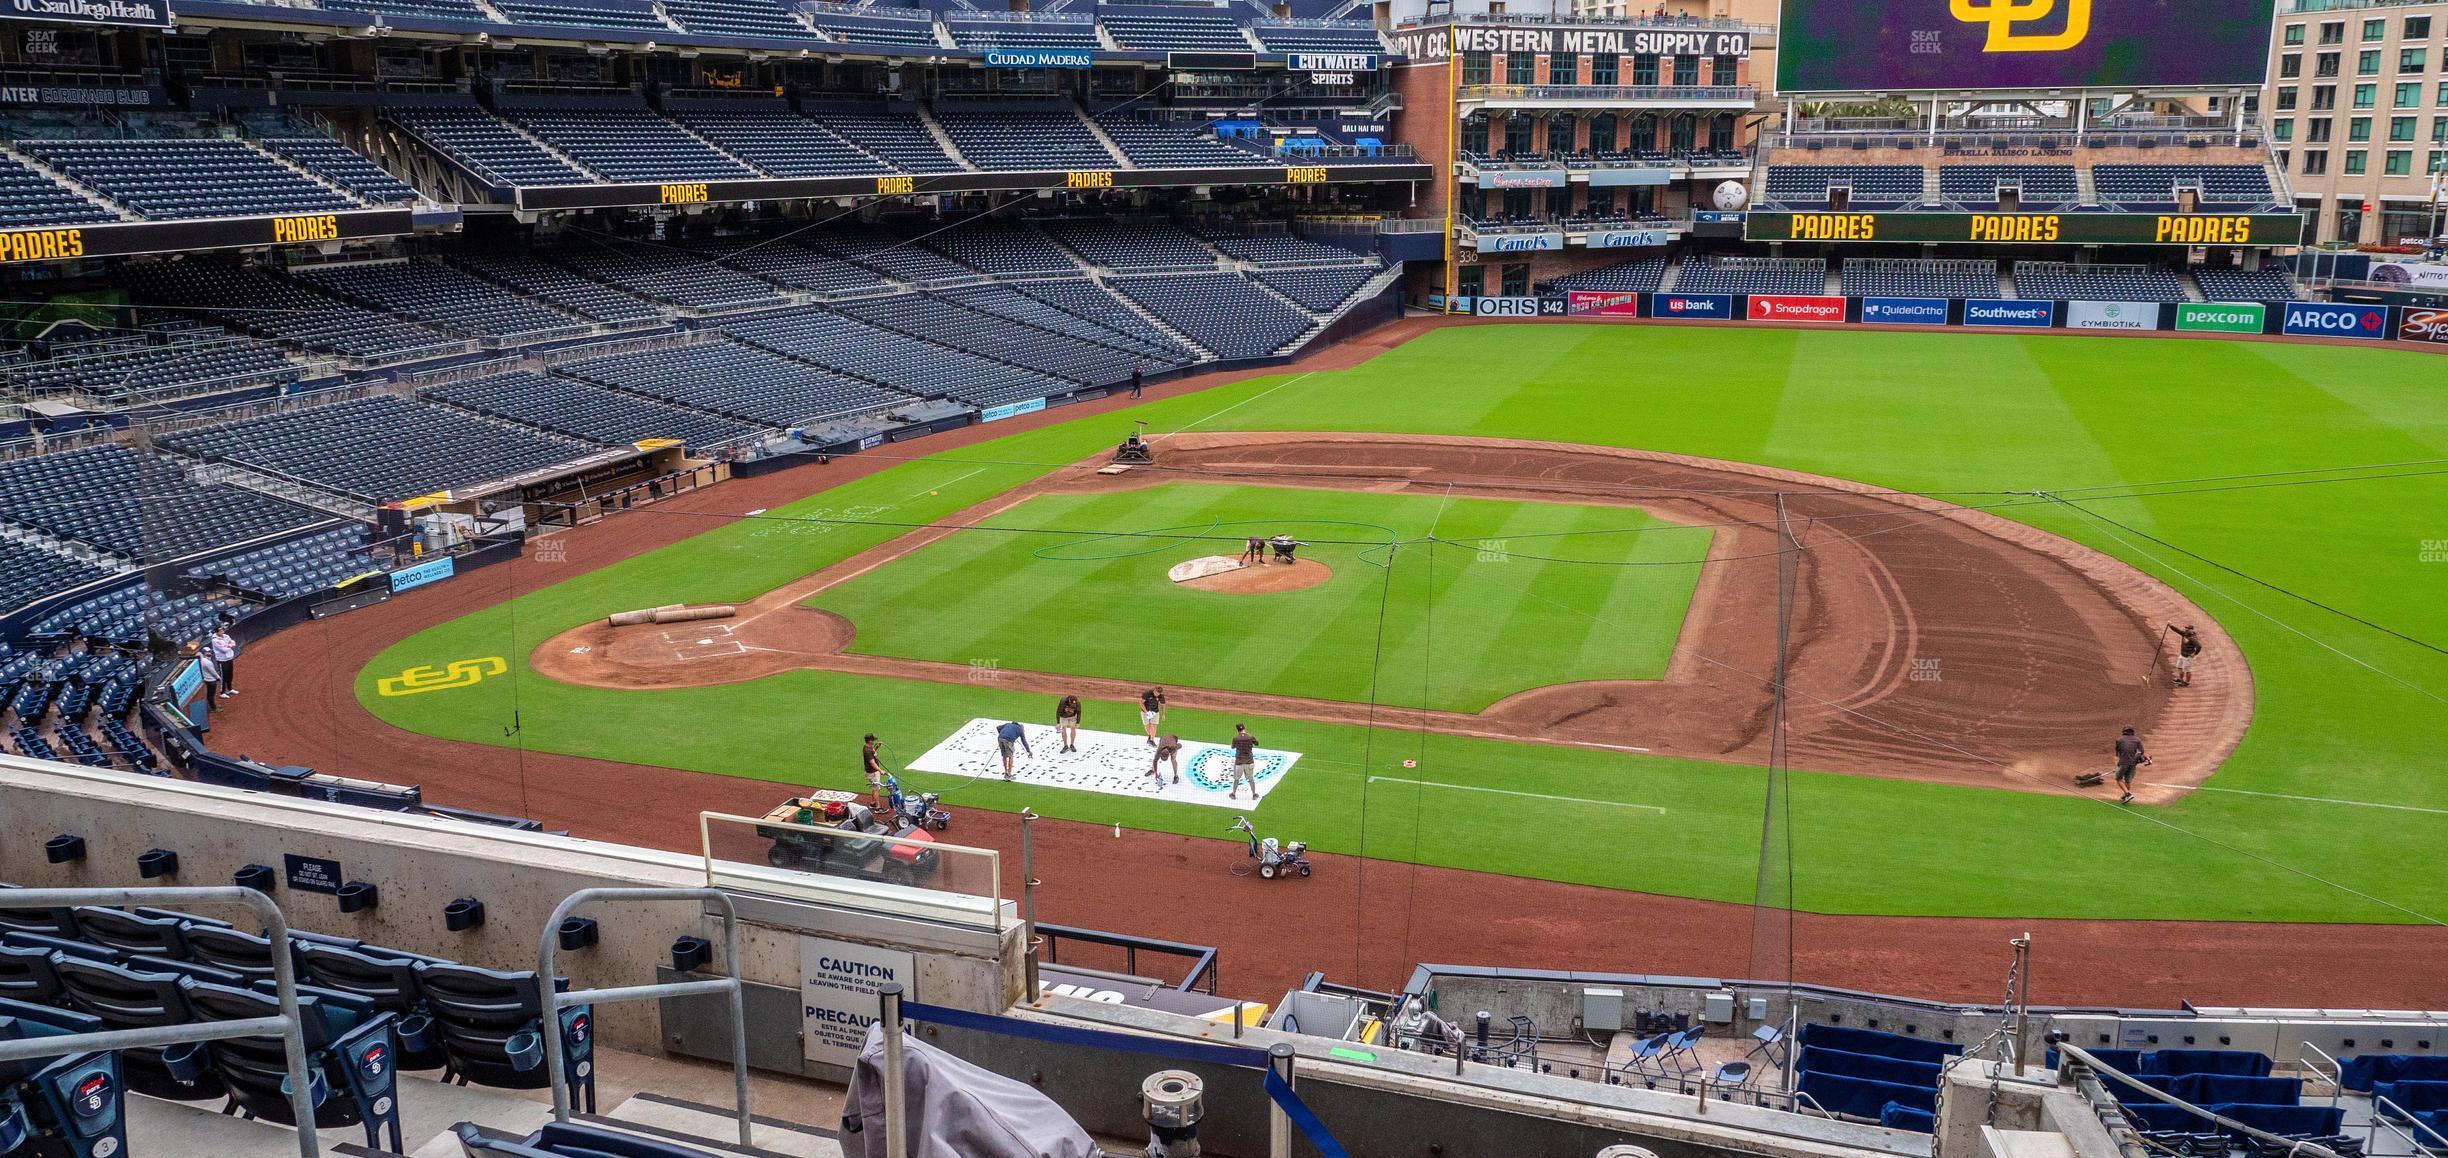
[1776,0,2273,92]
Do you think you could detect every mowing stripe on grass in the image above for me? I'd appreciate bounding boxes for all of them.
[1367,775,1669,814]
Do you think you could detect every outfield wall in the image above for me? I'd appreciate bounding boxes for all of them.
[1422,293,2448,350]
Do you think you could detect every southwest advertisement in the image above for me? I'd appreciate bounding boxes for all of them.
[1776,0,2275,92]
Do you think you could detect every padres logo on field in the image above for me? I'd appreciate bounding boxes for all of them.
[1951,0,2090,53]
[378,657,507,697]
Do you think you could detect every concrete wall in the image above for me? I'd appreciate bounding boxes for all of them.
[0,758,1023,1064]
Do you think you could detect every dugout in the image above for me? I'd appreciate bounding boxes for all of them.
[375,439,715,537]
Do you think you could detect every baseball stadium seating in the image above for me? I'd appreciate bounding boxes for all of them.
[0,445,325,563]
[671,108,892,178]
[2191,265,2301,302]
[294,260,594,342]
[450,252,667,324]
[0,155,122,228]
[1760,164,1924,209]
[1673,257,1828,296]
[158,395,595,504]
[1112,273,1316,361]
[1096,113,1267,169]
[2091,164,2279,211]
[933,108,1118,172]
[2011,262,2189,303]
[502,107,759,184]
[945,14,1099,50]
[1544,258,1669,295]
[425,370,761,452]
[660,0,817,39]
[1051,219,1219,272]
[1936,163,2080,209]
[188,526,376,602]
[1098,6,1252,51]
[1247,20,1384,53]
[15,138,360,221]
[385,108,598,188]
[553,339,920,427]
[1840,259,2004,299]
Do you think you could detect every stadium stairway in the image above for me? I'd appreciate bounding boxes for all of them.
[1088,275,1216,360]
[0,144,137,222]
[1074,110,1134,170]
[909,107,972,170]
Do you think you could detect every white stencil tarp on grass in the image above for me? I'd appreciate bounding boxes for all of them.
[905,718,1300,809]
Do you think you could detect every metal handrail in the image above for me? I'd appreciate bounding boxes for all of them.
[2057,1042,2349,1158]
[2373,1095,2448,1155]
[0,886,321,1158]
[538,887,752,1148]
[2296,1040,2344,1092]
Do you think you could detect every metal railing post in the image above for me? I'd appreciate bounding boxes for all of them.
[880,982,909,1158]
[1267,1042,1294,1158]
[538,887,752,1148]
[1020,807,1040,1005]
[0,887,319,1158]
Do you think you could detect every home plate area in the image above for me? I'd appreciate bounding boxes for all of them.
[905,718,1301,808]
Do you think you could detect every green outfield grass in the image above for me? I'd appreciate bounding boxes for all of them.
[808,482,1707,712]
[361,325,2448,926]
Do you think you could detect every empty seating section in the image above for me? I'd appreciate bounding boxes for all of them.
[1249,21,1384,52]
[719,308,1064,407]
[0,900,596,1125]
[1015,279,1202,356]
[1674,257,1827,296]
[159,395,593,503]
[1095,114,1263,168]
[491,0,670,31]
[1936,163,2078,208]
[675,109,887,177]
[2340,1054,2448,1093]
[1202,230,1365,266]
[189,525,374,601]
[0,541,114,613]
[1761,164,1922,209]
[1793,1024,1959,1125]
[1052,219,1216,271]
[122,263,463,362]
[27,586,236,649]
[2012,262,2187,302]
[1114,274,1312,360]
[506,108,756,183]
[923,222,1078,277]
[662,0,818,39]
[694,237,894,295]
[554,338,913,425]
[0,154,118,227]
[321,0,490,20]
[546,242,787,311]
[1255,266,1375,312]
[1840,259,2002,298]
[801,8,940,46]
[1101,7,1250,51]
[427,370,758,449]
[7,326,296,405]
[296,261,589,340]
[807,106,962,172]
[947,16,1098,49]
[938,284,1191,366]
[2093,164,2275,209]
[255,137,422,205]
[935,108,1115,171]
[835,295,1138,385]
[452,252,664,324]
[1543,258,1667,294]
[19,138,358,220]
[386,108,595,188]
[2192,265,2299,302]
[0,445,323,562]
[807,230,979,285]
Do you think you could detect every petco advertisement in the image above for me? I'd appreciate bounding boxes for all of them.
[1963,299,2054,328]
[1861,297,1950,325]
[1567,291,1644,317]
[1649,293,1733,320]
[2282,301,2391,340]
[2065,301,2161,331]
[799,937,915,1067]
[907,719,1301,810]
[2399,308,2448,345]
[1747,294,1847,323]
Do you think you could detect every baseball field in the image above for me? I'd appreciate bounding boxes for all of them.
[239,321,2448,1001]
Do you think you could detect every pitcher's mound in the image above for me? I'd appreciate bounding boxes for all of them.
[1169,555,1331,594]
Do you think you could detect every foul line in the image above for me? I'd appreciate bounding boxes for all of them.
[2187,786,2448,816]
[1163,370,1318,438]
[1368,776,1667,814]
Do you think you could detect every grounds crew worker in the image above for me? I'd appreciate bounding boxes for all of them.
[2169,624,2203,687]
[2113,727,2150,805]
[862,733,887,810]
[1228,724,1260,801]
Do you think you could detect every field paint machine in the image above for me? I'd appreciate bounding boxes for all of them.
[1229,816,1311,879]
[884,775,950,832]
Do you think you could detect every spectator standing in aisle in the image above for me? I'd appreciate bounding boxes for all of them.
[207,621,240,699]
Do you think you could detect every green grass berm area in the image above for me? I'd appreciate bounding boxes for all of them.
[810,482,1705,712]
[360,325,2448,926]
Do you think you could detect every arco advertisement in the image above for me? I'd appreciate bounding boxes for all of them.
[2281,301,2391,340]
